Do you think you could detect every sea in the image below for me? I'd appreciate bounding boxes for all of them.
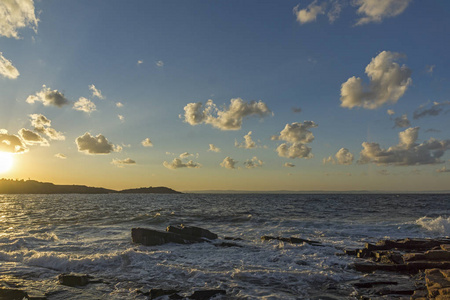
[0,193,449,299]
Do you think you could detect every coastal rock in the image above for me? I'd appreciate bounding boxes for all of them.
[425,268,450,298]
[0,288,28,300]
[365,238,450,252]
[166,225,218,240]
[58,274,92,287]
[189,289,226,299]
[261,236,321,246]
[149,288,182,299]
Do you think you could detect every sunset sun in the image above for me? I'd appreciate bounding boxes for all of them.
[0,152,13,173]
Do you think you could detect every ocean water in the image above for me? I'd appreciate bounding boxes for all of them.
[0,193,449,299]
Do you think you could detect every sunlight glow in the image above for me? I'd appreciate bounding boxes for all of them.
[0,152,13,173]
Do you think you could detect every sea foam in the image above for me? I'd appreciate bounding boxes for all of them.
[416,216,450,236]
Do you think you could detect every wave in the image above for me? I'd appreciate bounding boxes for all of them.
[416,216,450,236]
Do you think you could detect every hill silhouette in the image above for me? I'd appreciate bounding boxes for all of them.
[0,179,181,194]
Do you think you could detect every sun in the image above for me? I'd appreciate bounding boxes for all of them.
[0,152,14,173]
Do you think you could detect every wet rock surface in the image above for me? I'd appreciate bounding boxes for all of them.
[260,235,322,246]
[132,225,218,246]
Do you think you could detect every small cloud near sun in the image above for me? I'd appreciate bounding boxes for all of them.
[55,153,67,159]
[141,138,153,147]
[156,60,164,67]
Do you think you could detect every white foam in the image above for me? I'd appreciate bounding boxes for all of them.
[416,216,450,236]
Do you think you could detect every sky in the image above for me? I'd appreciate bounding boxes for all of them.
[0,0,450,192]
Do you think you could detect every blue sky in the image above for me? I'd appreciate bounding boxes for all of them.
[0,0,449,191]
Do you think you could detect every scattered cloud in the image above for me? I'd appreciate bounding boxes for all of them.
[137,60,143,65]
[235,131,257,149]
[273,121,318,159]
[0,0,38,38]
[354,0,411,26]
[76,132,117,155]
[426,65,435,74]
[413,101,450,120]
[182,98,271,130]
[387,109,395,115]
[0,52,20,79]
[141,138,153,147]
[73,97,96,113]
[393,114,410,128]
[436,166,450,173]
[208,144,220,152]
[18,128,48,146]
[89,84,104,99]
[327,0,343,23]
[340,51,412,109]
[244,156,263,169]
[55,153,66,159]
[179,152,193,159]
[116,102,124,108]
[293,0,326,24]
[358,127,450,166]
[0,130,27,153]
[277,143,313,159]
[118,115,124,122]
[292,107,302,113]
[156,60,164,67]
[29,114,65,140]
[220,156,238,169]
[26,85,70,107]
[112,158,136,167]
[163,158,201,170]
[284,162,295,168]
[323,148,354,165]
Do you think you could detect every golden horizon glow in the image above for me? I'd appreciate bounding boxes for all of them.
[0,152,14,173]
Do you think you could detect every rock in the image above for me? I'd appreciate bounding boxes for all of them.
[131,227,206,246]
[0,288,28,300]
[214,242,242,247]
[365,238,450,252]
[58,274,91,287]
[404,250,450,262]
[223,236,243,241]
[425,268,450,298]
[189,289,226,299]
[167,225,218,240]
[441,244,450,251]
[149,288,181,299]
[261,236,321,246]
[353,281,399,288]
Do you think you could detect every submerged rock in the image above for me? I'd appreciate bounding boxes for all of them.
[132,225,218,246]
[58,274,92,287]
[0,288,28,300]
[261,235,322,246]
[189,289,226,299]
[149,288,182,299]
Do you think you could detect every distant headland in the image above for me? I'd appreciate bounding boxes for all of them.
[0,179,181,194]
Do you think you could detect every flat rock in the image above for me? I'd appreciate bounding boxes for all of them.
[131,227,206,246]
[189,289,226,299]
[261,236,321,246]
[0,288,28,300]
[166,225,218,240]
[58,274,91,287]
[425,268,450,298]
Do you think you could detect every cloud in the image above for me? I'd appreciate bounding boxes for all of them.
[137,60,143,65]
[244,157,263,169]
[111,158,136,167]
[118,115,124,122]
[436,166,450,173]
[18,128,48,146]
[358,127,450,166]
[426,65,435,74]
[328,0,343,23]
[387,109,395,115]
[156,60,164,67]
[182,98,271,130]
[0,130,27,153]
[235,131,257,149]
[293,0,326,24]
[277,143,313,159]
[413,101,450,120]
[273,121,317,159]
[179,152,193,159]
[0,0,38,38]
[284,162,295,168]
[76,132,117,155]
[141,138,153,147]
[163,158,201,170]
[89,84,104,99]
[340,51,412,109]
[354,0,411,25]
[26,85,70,107]
[116,102,124,108]
[73,97,96,113]
[0,52,20,79]
[208,144,220,152]
[29,114,65,140]
[393,114,410,128]
[292,107,302,113]
[55,153,66,159]
[335,148,354,165]
[220,156,237,169]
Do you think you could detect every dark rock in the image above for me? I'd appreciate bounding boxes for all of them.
[404,250,450,262]
[149,288,181,299]
[0,288,28,300]
[365,238,450,252]
[58,273,91,287]
[167,225,218,240]
[261,236,321,246]
[213,242,242,248]
[131,227,205,246]
[189,289,226,299]
[353,281,399,288]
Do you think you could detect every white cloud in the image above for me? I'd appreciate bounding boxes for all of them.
[141,138,153,147]
[156,60,164,67]
[413,101,450,120]
[163,158,201,170]
[387,109,395,115]
[327,0,343,23]
[293,0,326,24]
[235,131,257,149]
[137,60,143,65]
[89,84,104,99]
[220,156,238,169]
[335,148,354,165]
[73,97,96,113]
[18,128,48,146]
[0,130,27,153]
[118,115,124,122]
[277,143,313,159]
[436,166,450,173]
[393,114,410,128]
[179,152,193,159]
[359,127,450,166]
[0,0,38,38]
[26,85,70,107]
[354,0,411,25]
[340,51,412,109]
[284,162,295,168]
[273,121,317,159]
[244,157,263,169]
[112,158,136,167]
[208,144,220,153]
[182,98,271,130]
[29,114,65,140]
[55,153,66,159]
[116,102,124,108]
[0,52,19,79]
[76,132,117,155]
